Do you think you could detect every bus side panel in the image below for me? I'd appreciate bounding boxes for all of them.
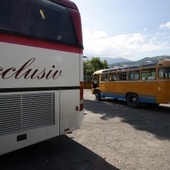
[100,81,158,103]
[157,81,170,104]
[59,90,84,134]
[0,91,59,155]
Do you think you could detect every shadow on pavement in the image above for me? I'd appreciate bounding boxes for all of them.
[84,98,170,140]
[0,135,119,170]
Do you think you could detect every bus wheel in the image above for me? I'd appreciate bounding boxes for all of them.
[95,91,101,101]
[126,93,139,108]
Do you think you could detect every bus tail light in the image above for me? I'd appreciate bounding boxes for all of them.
[80,83,83,111]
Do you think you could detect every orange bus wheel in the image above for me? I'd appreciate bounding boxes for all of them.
[126,93,140,108]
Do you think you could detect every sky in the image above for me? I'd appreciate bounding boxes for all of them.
[73,0,170,61]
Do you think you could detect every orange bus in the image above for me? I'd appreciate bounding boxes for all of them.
[91,59,170,108]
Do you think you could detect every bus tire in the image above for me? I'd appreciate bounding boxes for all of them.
[126,93,139,108]
[95,90,101,101]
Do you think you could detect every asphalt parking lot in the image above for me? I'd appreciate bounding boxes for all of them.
[1,89,170,170]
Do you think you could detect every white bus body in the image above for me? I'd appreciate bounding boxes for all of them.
[0,0,84,155]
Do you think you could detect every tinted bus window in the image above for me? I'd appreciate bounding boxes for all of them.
[0,0,77,45]
[0,1,11,30]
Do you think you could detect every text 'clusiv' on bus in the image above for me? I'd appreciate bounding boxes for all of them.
[91,59,170,108]
[0,0,84,155]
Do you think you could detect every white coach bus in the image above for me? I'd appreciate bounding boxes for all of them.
[0,0,84,155]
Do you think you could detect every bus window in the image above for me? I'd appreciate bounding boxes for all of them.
[92,74,100,88]
[118,72,126,80]
[0,0,77,45]
[101,74,108,81]
[26,1,77,44]
[159,68,170,79]
[113,74,118,80]
[0,1,11,30]
[109,72,117,81]
[129,71,140,80]
[93,74,99,82]
[141,69,155,80]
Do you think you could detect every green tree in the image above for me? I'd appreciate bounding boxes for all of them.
[84,57,108,81]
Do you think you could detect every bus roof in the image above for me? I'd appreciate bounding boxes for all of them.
[50,0,78,10]
[93,69,105,74]
[158,58,170,66]
[93,58,170,75]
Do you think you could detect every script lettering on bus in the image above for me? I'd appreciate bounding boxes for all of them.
[0,58,62,80]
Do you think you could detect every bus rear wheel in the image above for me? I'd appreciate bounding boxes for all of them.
[126,93,139,108]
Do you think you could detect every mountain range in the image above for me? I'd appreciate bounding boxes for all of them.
[100,55,170,67]
[100,57,131,64]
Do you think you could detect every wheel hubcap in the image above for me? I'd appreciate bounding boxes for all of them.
[132,97,137,103]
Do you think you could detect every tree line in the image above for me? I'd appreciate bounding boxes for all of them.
[84,57,108,82]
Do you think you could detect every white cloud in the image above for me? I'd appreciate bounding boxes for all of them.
[83,28,170,60]
[159,21,170,29]
[83,29,108,39]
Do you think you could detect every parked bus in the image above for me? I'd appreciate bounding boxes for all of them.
[91,59,170,108]
[0,0,84,155]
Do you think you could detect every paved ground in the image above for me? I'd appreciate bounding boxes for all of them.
[68,90,170,170]
[1,89,170,170]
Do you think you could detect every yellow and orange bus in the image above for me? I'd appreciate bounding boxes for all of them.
[91,59,170,108]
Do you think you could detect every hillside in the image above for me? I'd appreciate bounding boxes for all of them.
[84,56,131,64]
[108,55,170,67]
[100,57,131,64]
